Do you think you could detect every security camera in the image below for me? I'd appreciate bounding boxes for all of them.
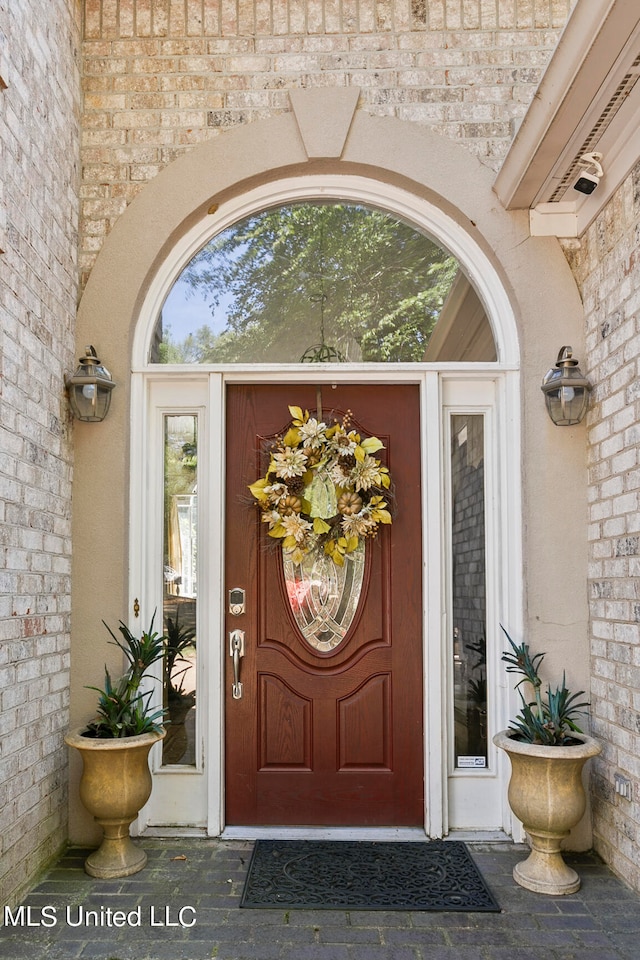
[574,171,600,195]
[573,152,604,195]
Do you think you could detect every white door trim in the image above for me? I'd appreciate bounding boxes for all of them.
[131,169,522,838]
[132,367,521,840]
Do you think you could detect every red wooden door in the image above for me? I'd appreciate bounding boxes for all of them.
[225,384,423,826]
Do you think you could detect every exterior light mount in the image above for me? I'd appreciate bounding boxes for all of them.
[541,346,591,426]
[65,346,115,422]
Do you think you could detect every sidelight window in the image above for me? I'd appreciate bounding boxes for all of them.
[162,415,198,766]
[450,414,488,770]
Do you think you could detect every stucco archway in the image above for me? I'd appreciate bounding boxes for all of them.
[70,89,589,845]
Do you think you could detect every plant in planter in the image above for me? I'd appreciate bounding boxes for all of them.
[65,617,167,879]
[493,627,601,896]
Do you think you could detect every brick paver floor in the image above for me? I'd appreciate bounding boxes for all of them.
[1,840,639,960]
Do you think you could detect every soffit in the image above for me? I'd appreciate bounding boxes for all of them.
[494,0,640,237]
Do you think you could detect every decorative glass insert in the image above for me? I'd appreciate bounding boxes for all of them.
[162,415,198,766]
[283,542,366,653]
[150,202,496,364]
[450,415,488,770]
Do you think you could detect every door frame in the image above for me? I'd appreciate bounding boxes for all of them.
[130,171,522,839]
[224,382,426,829]
[133,364,521,840]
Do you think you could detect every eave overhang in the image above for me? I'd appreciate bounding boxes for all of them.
[494,0,640,238]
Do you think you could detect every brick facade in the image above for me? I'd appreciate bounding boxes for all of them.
[0,0,82,908]
[79,0,575,284]
[9,0,640,907]
[562,165,640,891]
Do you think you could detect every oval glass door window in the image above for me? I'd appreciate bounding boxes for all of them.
[282,542,366,653]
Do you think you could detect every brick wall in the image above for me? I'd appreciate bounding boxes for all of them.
[4,0,639,909]
[79,0,575,285]
[562,163,640,891]
[0,0,82,908]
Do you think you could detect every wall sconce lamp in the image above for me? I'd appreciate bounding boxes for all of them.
[65,346,115,422]
[541,346,591,426]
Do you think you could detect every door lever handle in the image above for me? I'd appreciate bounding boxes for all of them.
[229,630,245,699]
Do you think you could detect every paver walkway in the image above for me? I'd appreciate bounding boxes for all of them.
[1,840,639,960]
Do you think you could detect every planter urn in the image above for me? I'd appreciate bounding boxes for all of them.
[493,730,601,895]
[66,727,165,878]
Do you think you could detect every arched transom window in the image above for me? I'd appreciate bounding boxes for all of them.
[150,202,496,365]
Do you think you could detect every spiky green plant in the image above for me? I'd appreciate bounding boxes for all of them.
[84,615,167,739]
[468,675,487,707]
[500,626,589,746]
[164,611,196,699]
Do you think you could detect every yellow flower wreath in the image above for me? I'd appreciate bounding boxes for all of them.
[249,405,393,566]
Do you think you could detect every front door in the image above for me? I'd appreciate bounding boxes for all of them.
[224,383,424,826]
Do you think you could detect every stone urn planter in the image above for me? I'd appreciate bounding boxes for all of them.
[496,627,602,895]
[66,616,167,878]
[65,727,165,878]
[493,729,601,895]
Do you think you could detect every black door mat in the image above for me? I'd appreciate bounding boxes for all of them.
[240,839,500,911]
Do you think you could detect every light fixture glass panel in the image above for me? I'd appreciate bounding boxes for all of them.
[544,385,589,426]
[69,381,112,421]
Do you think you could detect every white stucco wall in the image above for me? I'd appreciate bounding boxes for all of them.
[69,95,590,848]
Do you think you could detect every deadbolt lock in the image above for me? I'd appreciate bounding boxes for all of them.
[228,587,245,616]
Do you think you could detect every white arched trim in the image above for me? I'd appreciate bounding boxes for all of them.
[132,175,520,369]
[132,171,524,840]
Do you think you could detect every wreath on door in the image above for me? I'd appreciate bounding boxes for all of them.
[249,405,393,566]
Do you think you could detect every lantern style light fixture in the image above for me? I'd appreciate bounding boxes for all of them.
[65,346,115,422]
[541,346,591,426]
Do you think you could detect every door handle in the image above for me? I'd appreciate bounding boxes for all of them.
[229,630,245,699]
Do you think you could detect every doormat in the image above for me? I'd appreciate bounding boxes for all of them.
[240,840,500,911]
